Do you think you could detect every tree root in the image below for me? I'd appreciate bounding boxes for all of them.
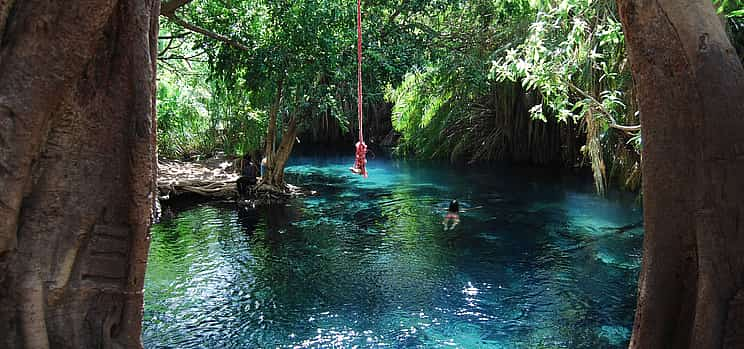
[157,158,239,200]
[158,157,312,206]
[238,184,306,206]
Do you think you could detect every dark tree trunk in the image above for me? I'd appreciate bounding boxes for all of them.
[261,115,298,190]
[0,0,159,348]
[617,1,744,348]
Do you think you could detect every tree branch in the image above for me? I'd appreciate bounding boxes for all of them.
[158,32,190,40]
[567,81,642,132]
[159,56,207,62]
[160,0,195,15]
[162,14,250,51]
[160,0,250,51]
[159,50,208,61]
[158,37,175,57]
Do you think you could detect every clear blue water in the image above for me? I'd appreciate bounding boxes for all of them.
[143,156,643,348]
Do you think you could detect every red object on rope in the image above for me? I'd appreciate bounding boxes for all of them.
[351,0,368,178]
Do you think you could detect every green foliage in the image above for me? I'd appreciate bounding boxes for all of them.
[715,0,744,17]
[388,68,458,158]
[157,13,269,159]
[157,66,267,158]
[719,1,744,63]
[488,0,641,191]
[387,0,535,161]
[493,1,631,126]
[156,0,744,192]
[385,0,645,191]
[186,0,434,134]
[155,0,442,164]
[207,83,268,156]
[157,67,213,158]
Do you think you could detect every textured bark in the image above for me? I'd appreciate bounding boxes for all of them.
[0,0,159,348]
[617,1,744,348]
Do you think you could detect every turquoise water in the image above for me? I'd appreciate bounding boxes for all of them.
[143,156,643,348]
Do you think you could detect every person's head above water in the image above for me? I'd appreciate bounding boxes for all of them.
[448,199,459,213]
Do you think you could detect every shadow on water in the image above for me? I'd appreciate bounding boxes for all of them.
[143,156,643,349]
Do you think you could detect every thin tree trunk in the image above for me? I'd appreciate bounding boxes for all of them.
[0,0,159,348]
[261,115,298,190]
[271,115,298,186]
[617,1,744,348]
[263,79,283,184]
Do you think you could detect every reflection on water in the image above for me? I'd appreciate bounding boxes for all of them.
[143,157,643,348]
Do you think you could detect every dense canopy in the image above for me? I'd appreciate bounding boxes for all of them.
[2,0,744,348]
[157,0,743,192]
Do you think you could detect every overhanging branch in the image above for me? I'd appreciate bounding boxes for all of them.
[158,32,190,40]
[567,81,642,132]
[162,14,251,51]
[160,0,196,15]
[160,0,250,51]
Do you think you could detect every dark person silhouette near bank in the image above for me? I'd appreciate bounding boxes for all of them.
[237,154,258,198]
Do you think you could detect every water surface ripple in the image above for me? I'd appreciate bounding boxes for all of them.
[144,157,643,348]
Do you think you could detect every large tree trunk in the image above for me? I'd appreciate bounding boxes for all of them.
[0,0,159,348]
[617,1,744,348]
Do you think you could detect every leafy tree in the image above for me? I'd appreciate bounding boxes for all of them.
[159,0,436,189]
[385,0,741,195]
[492,0,640,194]
[388,1,583,166]
[155,0,744,196]
[156,67,213,158]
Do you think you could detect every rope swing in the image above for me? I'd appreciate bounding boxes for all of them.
[350,0,368,178]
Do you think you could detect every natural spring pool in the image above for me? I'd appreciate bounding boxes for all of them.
[143,156,643,348]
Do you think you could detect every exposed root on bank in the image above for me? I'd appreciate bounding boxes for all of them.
[238,184,305,207]
[158,158,239,200]
[158,156,310,206]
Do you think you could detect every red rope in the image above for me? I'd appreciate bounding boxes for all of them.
[357,0,363,143]
[351,0,368,178]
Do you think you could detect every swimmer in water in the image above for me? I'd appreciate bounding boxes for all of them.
[443,199,460,230]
